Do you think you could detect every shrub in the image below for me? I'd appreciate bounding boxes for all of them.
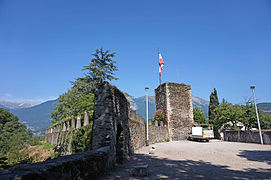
[154,109,165,124]
[71,123,93,153]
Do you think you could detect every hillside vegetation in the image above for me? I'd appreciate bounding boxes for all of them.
[10,99,58,133]
[0,108,56,169]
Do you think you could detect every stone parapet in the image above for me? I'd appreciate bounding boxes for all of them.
[84,111,90,126]
[0,146,110,180]
[129,110,169,151]
[45,111,92,155]
[76,115,81,129]
[71,117,75,129]
[224,130,271,144]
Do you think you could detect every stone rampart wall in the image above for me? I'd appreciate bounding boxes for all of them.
[92,82,132,166]
[129,118,146,152]
[45,111,91,155]
[149,125,169,144]
[0,147,110,180]
[129,110,169,151]
[224,130,271,144]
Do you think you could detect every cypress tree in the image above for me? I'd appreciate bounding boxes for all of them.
[208,88,219,124]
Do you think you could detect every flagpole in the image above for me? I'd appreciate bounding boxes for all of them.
[158,48,161,85]
[159,75,161,85]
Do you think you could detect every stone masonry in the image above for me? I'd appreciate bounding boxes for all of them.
[155,82,194,141]
[45,112,91,155]
[224,130,271,144]
[92,82,132,167]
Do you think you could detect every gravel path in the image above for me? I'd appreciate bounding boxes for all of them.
[99,140,271,179]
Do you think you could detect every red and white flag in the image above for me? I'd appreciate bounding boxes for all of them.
[159,49,164,76]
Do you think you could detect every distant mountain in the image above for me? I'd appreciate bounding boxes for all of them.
[257,103,271,114]
[2,93,209,134]
[10,99,58,133]
[0,101,34,109]
[131,95,209,120]
[192,96,209,118]
[133,96,156,120]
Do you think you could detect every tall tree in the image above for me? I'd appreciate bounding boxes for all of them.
[51,48,118,124]
[213,99,242,130]
[208,88,219,124]
[193,105,206,124]
[51,77,94,124]
[83,48,118,86]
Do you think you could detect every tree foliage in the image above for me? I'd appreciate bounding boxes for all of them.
[71,123,93,153]
[51,48,118,124]
[0,108,36,169]
[51,77,94,124]
[193,105,206,125]
[83,48,118,86]
[208,88,219,124]
[211,99,271,130]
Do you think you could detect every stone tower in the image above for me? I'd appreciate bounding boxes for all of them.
[155,82,194,141]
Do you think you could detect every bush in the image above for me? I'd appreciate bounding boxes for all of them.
[71,123,93,153]
[154,109,165,124]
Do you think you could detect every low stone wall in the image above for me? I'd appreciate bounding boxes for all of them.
[45,112,91,155]
[224,130,271,144]
[0,146,110,180]
[129,110,169,151]
[129,118,146,152]
[149,125,169,144]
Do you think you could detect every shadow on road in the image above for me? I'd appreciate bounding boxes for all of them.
[100,153,271,179]
[238,150,271,165]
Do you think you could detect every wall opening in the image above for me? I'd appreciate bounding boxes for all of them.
[116,124,124,164]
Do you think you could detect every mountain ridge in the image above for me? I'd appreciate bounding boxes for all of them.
[0,100,34,109]
[9,99,58,134]
[2,96,270,134]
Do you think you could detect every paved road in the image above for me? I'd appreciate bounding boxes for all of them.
[100,140,271,179]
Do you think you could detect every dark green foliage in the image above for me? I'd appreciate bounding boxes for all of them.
[0,108,37,169]
[51,48,118,124]
[51,77,94,124]
[83,48,118,85]
[193,105,206,125]
[240,102,271,130]
[0,156,8,169]
[71,123,93,153]
[50,48,118,154]
[71,94,94,116]
[208,88,219,124]
[211,100,271,130]
[213,99,241,129]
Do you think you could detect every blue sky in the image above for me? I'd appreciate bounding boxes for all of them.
[0,0,271,104]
